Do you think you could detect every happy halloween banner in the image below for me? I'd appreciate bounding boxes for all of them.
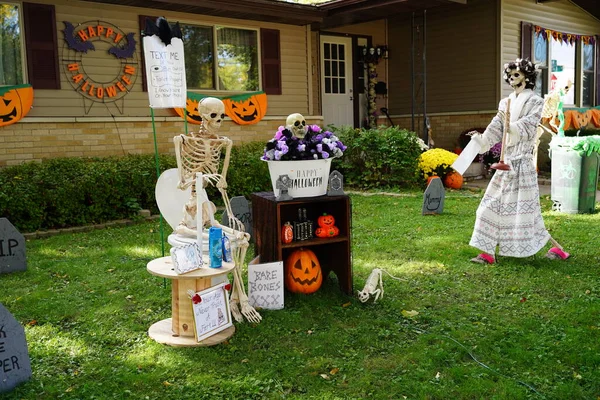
[534,25,596,46]
[174,91,267,126]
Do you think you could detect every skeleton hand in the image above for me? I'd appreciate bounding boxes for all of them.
[496,110,506,122]
[216,179,228,190]
[469,134,490,154]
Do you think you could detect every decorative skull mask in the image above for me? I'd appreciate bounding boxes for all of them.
[507,70,525,89]
[198,97,225,136]
[286,113,307,139]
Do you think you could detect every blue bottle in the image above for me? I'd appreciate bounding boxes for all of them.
[208,227,223,268]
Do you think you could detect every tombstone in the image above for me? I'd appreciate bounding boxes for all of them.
[221,196,253,239]
[422,177,445,215]
[0,303,32,393]
[327,170,344,196]
[0,218,27,275]
[275,174,293,201]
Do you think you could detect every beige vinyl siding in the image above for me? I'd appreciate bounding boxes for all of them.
[501,0,600,99]
[388,0,498,115]
[25,0,310,119]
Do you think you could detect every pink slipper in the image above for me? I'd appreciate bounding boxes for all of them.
[546,247,570,260]
[470,253,495,264]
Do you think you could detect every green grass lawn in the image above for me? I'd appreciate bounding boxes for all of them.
[1,190,599,399]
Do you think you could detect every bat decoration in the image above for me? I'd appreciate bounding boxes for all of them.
[144,17,182,46]
[63,21,95,53]
[108,32,137,59]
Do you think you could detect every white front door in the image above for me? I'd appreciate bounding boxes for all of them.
[320,36,354,128]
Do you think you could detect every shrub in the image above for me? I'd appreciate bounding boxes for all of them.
[332,125,422,189]
[418,148,459,180]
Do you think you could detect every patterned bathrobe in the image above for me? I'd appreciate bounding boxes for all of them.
[469,89,550,257]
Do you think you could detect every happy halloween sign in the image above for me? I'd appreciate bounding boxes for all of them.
[62,20,138,113]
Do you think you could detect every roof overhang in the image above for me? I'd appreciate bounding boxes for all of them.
[80,0,325,26]
[568,0,600,21]
[315,0,467,30]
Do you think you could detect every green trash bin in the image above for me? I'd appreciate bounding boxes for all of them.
[550,137,600,214]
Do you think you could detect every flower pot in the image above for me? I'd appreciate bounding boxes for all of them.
[265,158,332,198]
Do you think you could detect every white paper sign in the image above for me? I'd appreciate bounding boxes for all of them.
[191,283,233,342]
[170,243,203,274]
[451,139,482,175]
[143,35,186,108]
[248,257,284,310]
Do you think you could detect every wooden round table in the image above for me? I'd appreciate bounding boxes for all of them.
[147,256,236,347]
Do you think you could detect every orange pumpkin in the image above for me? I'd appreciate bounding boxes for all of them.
[222,92,267,125]
[444,171,463,189]
[282,221,293,244]
[315,226,339,238]
[317,213,335,228]
[285,248,322,294]
[0,84,33,127]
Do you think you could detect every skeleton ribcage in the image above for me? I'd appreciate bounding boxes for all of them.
[179,138,226,187]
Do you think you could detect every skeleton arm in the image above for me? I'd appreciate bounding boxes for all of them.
[217,137,233,190]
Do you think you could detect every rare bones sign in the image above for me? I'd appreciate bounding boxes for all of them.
[62,21,138,114]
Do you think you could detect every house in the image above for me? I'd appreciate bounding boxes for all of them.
[0,0,598,167]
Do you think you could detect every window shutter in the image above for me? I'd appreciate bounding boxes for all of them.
[521,22,533,60]
[261,28,282,95]
[139,15,159,92]
[23,2,60,89]
[596,36,600,106]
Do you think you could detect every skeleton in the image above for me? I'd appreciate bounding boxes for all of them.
[535,80,572,165]
[286,113,307,139]
[357,268,406,303]
[173,97,261,324]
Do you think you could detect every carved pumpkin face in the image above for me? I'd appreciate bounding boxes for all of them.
[223,92,267,125]
[285,248,322,294]
[0,84,33,127]
[174,98,203,124]
[317,213,335,228]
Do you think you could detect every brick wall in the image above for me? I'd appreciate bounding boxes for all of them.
[0,117,323,167]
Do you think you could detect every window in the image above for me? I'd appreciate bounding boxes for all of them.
[530,26,596,107]
[180,23,259,92]
[0,3,23,86]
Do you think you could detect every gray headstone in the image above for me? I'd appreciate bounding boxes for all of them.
[422,177,445,215]
[0,218,26,275]
[221,196,253,239]
[0,303,32,393]
[327,170,344,196]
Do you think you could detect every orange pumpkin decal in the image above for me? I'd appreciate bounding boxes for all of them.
[285,248,322,294]
[0,84,33,127]
[444,171,463,189]
[223,92,267,125]
[173,93,205,125]
[317,213,335,228]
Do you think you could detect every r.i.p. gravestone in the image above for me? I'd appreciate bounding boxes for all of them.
[0,303,32,393]
[0,218,27,275]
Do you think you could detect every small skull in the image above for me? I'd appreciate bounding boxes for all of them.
[286,113,306,139]
[198,97,225,137]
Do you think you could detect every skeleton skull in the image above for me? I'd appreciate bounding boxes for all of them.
[286,113,306,139]
[199,97,226,136]
[507,70,525,90]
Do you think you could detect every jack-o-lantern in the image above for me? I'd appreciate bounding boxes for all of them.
[173,93,206,124]
[0,84,33,127]
[285,248,322,294]
[315,213,339,238]
[222,92,267,125]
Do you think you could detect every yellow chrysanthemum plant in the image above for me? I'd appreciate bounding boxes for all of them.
[418,148,459,181]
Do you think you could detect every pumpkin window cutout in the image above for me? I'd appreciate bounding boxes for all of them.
[285,248,322,294]
[223,92,267,125]
[174,98,203,124]
[0,84,34,127]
